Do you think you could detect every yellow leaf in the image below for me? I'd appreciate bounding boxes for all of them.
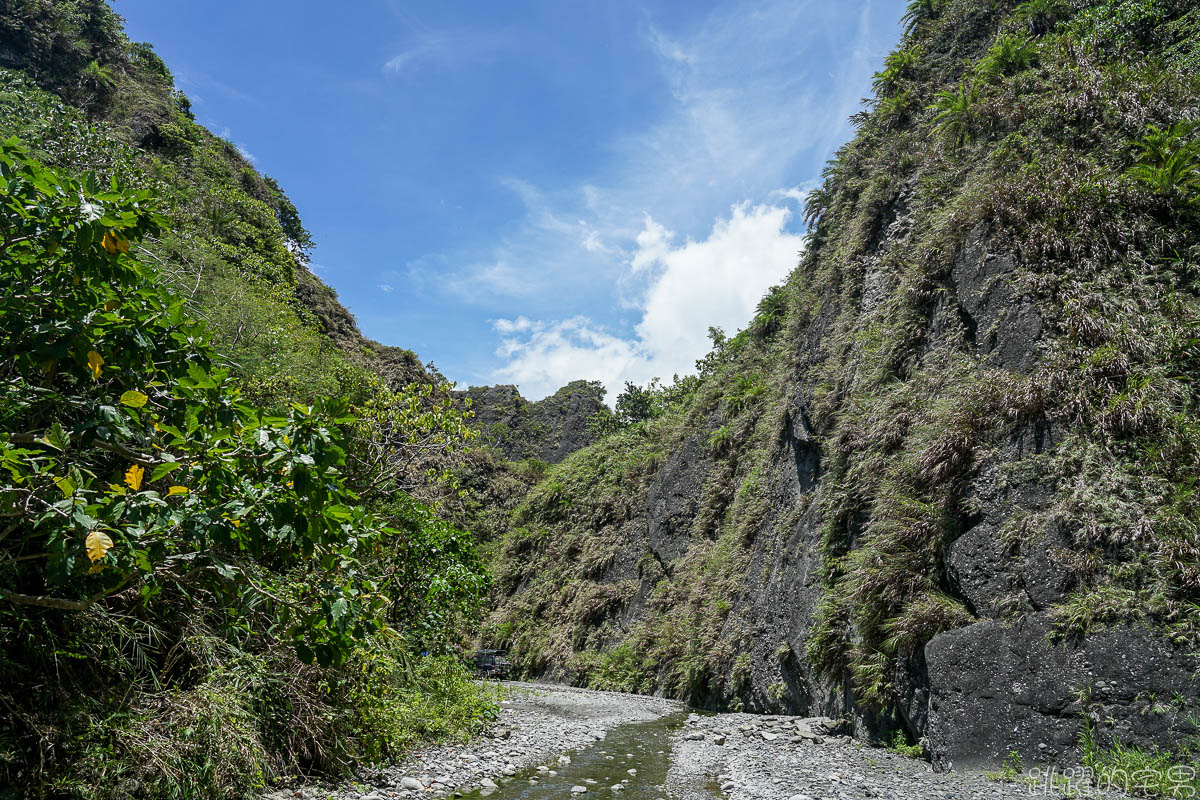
[167,486,189,496]
[104,299,120,311]
[88,562,106,574]
[54,476,76,497]
[87,350,104,380]
[120,390,149,409]
[124,464,144,491]
[85,530,113,563]
[101,231,129,255]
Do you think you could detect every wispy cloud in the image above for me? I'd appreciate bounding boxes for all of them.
[399,1,893,398]
[383,29,513,74]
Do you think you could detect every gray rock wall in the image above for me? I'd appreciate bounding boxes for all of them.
[460,380,606,464]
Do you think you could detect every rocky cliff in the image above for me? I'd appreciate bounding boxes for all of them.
[459,380,606,464]
[482,0,1200,771]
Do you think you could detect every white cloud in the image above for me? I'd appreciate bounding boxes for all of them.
[404,1,894,398]
[493,201,804,401]
[493,317,642,401]
[378,283,394,293]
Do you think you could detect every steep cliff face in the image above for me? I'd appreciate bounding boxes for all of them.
[484,0,1200,769]
[459,380,607,464]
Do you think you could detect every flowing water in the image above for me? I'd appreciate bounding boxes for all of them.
[458,709,704,800]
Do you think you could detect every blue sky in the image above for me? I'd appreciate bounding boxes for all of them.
[115,0,908,400]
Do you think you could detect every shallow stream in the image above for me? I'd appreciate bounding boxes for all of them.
[458,709,705,800]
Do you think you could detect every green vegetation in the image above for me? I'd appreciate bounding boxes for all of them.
[587,376,699,438]
[1126,121,1199,208]
[929,82,980,149]
[902,0,946,34]
[0,3,497,796]
[1081,721,1200,798]
[985,751,1026,782]
[0,137,492,799]
[887,731,925,759]
[473,0,1200,761]
[976,33,1038,80]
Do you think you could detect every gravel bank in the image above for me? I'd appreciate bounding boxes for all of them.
[666,712,1130,800]
[270,685,1131,800]
[265,682,683,800]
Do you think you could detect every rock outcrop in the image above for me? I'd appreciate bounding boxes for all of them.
[460,380,606,464]
[484,0,1200,773]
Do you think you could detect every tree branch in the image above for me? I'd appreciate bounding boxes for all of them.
[9,432,160,466]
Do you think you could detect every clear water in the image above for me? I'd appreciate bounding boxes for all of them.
[457,709,703,800]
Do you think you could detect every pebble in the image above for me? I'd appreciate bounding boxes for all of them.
[300,683,680,800]
[662,710,1125,800]
[272,684,1119,800]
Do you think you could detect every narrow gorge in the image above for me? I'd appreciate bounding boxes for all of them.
[1,0,1199,798]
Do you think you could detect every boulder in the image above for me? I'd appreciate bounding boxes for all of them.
[925,614,1200,770]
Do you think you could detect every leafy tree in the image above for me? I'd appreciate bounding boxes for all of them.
[587,376,699,438]
[0,141,389,666]
[348,379,478,496]
[264,174,315,259]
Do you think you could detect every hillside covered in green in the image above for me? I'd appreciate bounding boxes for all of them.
[5,0,1200,796]
[475,0,1200,773]
[0,3,495,798]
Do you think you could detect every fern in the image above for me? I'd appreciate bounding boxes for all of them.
[977,33,1037,79]
[929,82,980,149]
[1016,0,1067,36]
[1127,122,1200,209]
[902,0,944,34]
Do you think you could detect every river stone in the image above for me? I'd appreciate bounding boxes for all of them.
[400,777,422,791]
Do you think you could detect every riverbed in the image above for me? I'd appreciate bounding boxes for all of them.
[267,682,1127,800]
